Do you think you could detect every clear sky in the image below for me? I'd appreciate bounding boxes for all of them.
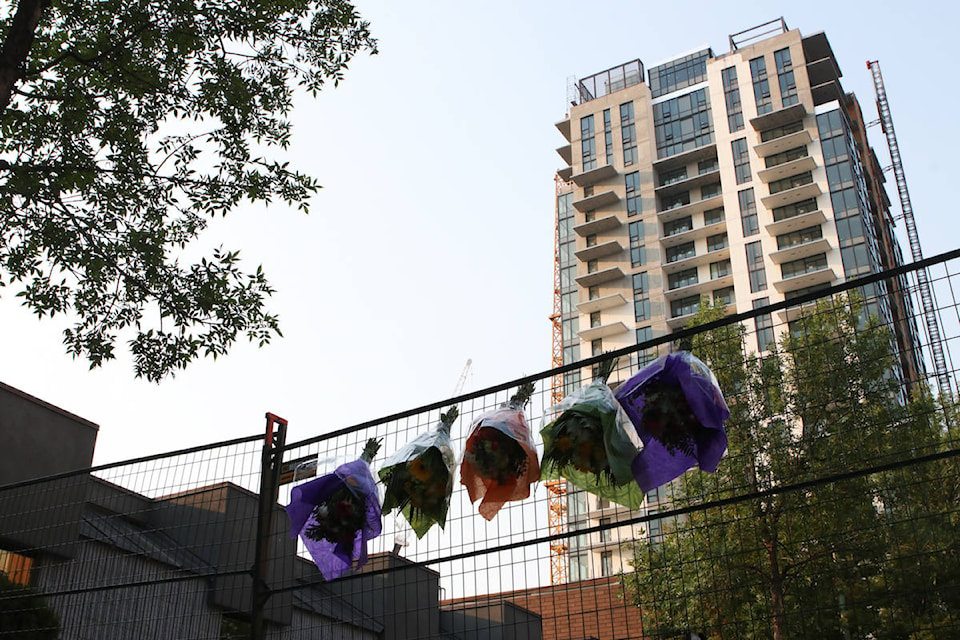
[2,0,958,464]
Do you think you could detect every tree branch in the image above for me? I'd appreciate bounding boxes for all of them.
[0,0,51,112]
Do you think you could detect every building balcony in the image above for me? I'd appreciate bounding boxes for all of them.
[654,168,721,198]
[579,321,629,342]
[662,246,730,274]
[577,293,628,314]
[557,166,573,182]
[777,299,820,323]
[657,193,724,223]
[760,182,822,210]
[750,103,808,132]
[572,164,618,188]
[769,238,832,264]
[757,156,817,183]
[557,144,572,165]
[754,129,813,158]
[664,273,733,301]
[587,501,634,520]
[556,117,572,142]
[652,142,718,173]
[667,302,735,330]
[660,219,727,248]
[575,266,625,288]
[773,265,838,293]
[765,209,827,235]
[575,240,623,262]
[574,215,621,237]
[573,189,619,213]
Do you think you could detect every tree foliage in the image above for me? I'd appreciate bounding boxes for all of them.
[0,0,376,380]
[625,296,960,640]
[0,572,59,639]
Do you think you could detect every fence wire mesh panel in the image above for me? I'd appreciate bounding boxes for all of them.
[1,251,960,640]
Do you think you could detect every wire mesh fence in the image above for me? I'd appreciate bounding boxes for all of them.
[2,250,960,639]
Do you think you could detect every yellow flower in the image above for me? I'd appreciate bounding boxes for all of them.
[409,457,433,482]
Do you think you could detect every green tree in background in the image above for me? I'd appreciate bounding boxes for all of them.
[625,296,960,640]
[0,0,376,380]
[0,573,59,639]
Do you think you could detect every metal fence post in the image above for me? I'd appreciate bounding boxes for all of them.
[251,413,287,640]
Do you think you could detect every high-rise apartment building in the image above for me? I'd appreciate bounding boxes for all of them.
[553,18,923,581]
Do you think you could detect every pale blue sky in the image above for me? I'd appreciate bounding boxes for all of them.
[2,0,957,464]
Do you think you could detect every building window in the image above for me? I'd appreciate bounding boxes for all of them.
[659,167,687,186]
[600,551,614,577]
[666,241,695,263]
[620,102,637,167]
[713,286,734,306]
[588,286,600,300]
[701,182,721,199]
[760,120,804,142]
[703,207,724,226]
[671,295,701,319]
[765,145,808,168]
[753,297,775,351]
[707,232,728,252]
[661,191,691,211]
[592,339,603,356]
[648,49,711,98]
[745,241,767,292]
[585,234,597,247]
[636,326,655,366]
[776,225,822,250]
[698,157,719,174]
[772,197,818,222]
[668,268,698,291]
[731,137,751,184]
[581,114,596,171]
[625,171,641,216]
[721,65,744,132]
[603,108,614,165]
[629,220,646,267]
[570,554,589,581]
[769,171,814,195]
[590,311,602,328]
[750,56,772,115]
[709,259,731,279]
[0,549,33,587]
[653,88,713,159]
[663,216,693,237]
[774,47,798,107]
[634,272,651,322]
[587,259,598,273]
[599,517,613,543]
[738,188,759,236]
[781,253,828,279]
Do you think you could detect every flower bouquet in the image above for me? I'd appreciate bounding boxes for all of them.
[540,358,644,509]
[379,407,459,539]
[460,383,540,520]
[286,438,383,581]
[615,351,729,493]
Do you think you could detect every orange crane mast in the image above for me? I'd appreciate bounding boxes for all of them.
[547,174,571,584]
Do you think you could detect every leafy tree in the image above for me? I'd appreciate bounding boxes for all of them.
[0,572,59,639]
[625,296,959,640]
[0,0,376,380]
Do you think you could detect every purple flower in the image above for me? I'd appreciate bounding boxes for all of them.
[615,352,729,493]
[287,457,382,581]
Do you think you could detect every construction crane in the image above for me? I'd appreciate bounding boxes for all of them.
[867,61,951,394]
[547,174,570,585]
[452,359,472,396]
